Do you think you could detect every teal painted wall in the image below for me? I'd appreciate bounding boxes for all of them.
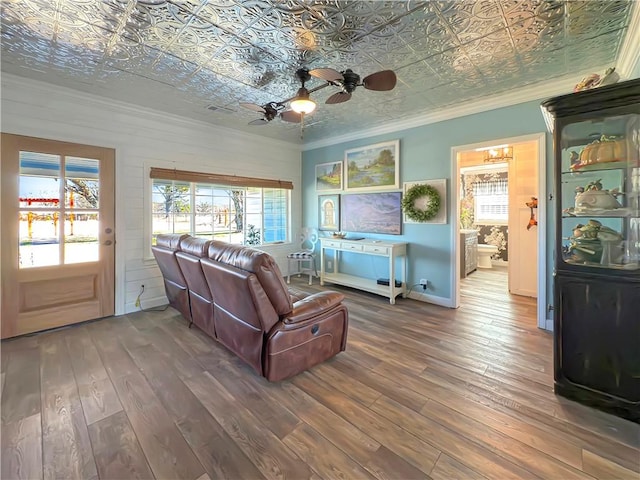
[303,98,554,309]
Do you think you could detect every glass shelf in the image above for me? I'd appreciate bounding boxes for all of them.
[561,162,631,174]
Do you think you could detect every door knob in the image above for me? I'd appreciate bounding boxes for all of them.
[103,240,113,246]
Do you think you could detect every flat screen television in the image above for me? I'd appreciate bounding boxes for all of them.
[340,192,402,235]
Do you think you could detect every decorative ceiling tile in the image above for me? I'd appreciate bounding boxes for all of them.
[1,0,637,144]
[498,0,540,25]
[358,42,418,72]
[423,81,482,109]
[518,50,568,80]
[462,30,517,69]
[396,61,449,91]
[436,0,506,44]
[565,1,631,44]
[425,46,482,80]
[565,34,622,71]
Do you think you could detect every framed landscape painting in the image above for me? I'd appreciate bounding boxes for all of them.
[340,192,402,235]
[315,161,343,191]
[344,140,399,191]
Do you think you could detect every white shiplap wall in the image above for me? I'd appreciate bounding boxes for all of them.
[1,74,303,315]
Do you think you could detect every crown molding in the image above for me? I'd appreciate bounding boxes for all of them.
[617,1,640,79]
[302,66,615,151]
[1,73,301,152]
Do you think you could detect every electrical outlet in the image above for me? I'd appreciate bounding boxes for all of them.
[327,260,333,270]
[419,278,428,291]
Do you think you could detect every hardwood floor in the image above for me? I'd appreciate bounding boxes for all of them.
[2,275,639,480]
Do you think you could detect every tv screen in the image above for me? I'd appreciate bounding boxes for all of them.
[340,192,402,235]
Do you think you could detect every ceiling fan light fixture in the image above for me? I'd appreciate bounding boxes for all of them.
[290,87,316,114]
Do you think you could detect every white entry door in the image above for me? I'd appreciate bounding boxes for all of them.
[1,134,115,338]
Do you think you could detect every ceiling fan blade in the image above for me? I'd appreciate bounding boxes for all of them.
[240,102,266,113]
[248,118,269,125]
[280,110,302,123]
[325,92,352,104]
[309,68,343,82]
[362,70,397,91]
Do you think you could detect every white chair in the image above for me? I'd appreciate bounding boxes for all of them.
[287,227,318,285]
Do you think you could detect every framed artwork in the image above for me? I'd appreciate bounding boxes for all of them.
[318,194,340,231]
[341,192,402,235]
[403,179,447,224]
[344,139,400,191]
[315,161,343,191]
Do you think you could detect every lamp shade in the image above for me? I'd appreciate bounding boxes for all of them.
[290,87,316,114]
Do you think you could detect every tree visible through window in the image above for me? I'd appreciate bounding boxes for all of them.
[151,179,289,246]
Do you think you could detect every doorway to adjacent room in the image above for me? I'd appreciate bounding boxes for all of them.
[452,134,547,330]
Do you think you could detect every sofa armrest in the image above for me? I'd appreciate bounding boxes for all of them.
[284,291,344,324]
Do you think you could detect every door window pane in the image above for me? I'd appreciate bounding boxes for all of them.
[19,211,60,268]
[65,212,99,264]
[65,157,100,209]
[19,152,62,268]
[63,157,100,264]
[19,152,61,207]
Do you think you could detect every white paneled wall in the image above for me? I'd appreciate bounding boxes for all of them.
[1,74,302,315]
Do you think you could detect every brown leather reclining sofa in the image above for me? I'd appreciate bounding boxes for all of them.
[152,233,349,381]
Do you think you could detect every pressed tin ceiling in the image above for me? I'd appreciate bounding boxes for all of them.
[1,0,638,145]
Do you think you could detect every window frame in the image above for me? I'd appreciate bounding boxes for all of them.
[146,170,291,259]
[473,192,509,225]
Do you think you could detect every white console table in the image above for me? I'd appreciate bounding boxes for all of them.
[320,237,407,304]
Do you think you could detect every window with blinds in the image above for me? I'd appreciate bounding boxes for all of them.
[150,168,291,246]
[473,175,509,224]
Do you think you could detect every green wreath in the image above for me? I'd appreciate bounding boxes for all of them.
[402,184,441,222]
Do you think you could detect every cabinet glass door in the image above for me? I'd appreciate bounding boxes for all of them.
[559,113,640,270]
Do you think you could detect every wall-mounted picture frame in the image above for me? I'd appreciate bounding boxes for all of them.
[344,139,399,191]
[315,161,343,191]
[403,179,447,224]
[318,194,340,231]
[341,192,402,235]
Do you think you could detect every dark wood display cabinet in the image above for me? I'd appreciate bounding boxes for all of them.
[542,79,640,423]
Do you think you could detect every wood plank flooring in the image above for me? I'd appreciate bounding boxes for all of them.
[2,270,639,480]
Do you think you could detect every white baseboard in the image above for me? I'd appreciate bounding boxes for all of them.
[125,295,168,314]
[545,317,554,332]
[407,290,456,308]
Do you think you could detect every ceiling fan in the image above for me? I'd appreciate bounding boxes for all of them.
[309,67,397,104]
[239,101,301,125]
[239,67,397,126]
